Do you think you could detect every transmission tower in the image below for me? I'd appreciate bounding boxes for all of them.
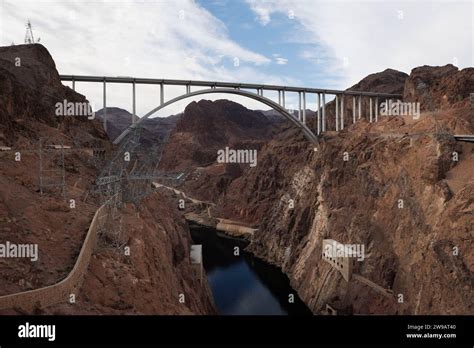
[124,129,171,205]
[24,20,40,44]
[93,127,143,249]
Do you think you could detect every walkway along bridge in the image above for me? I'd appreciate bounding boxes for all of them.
[59,75,404,144]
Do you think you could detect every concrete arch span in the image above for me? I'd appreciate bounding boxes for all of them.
[113,88,318,144]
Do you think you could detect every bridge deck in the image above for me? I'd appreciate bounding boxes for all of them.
[59,75,403,98]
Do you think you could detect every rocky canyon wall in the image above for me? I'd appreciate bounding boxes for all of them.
[218,66,473,314]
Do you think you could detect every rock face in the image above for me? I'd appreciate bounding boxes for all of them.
[43,192,216,315]
[216,66,473,315]
[0,44,107,147]
[0,44,216,315]
[403,64,474,111]
[222,119,472,314]
[169,65,473,315]
[0,43,110,301]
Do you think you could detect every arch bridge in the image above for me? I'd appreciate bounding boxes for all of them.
[59,75,403,144]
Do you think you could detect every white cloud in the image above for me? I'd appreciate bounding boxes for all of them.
[275,57,288,65]
[246,0,473,89]
[247,0,272,25]
[0,0,290,117]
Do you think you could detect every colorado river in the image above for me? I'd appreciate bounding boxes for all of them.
[190,226,312,315]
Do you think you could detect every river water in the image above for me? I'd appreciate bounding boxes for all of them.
[190,226,312,315]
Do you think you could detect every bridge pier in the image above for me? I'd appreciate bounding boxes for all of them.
[103,80,107,132]
[278,90,281,106]
[186,84,191,94]
[132,81,136,125]
[335,94,339,131]
[358,95,362,120]
[341,94,344,130]
[160,83,164,105]
[369,97,373,123]
[375,97,379,122]
[298,91,302,121]
[352,96,356,124]
[302,91,306,124]
[282,90,286,108]
[322,93,326,132]
[317,93,321,135]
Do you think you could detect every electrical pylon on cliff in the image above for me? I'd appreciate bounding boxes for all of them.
[24,20,40,44]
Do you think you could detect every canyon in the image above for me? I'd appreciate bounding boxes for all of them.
[158,65,473,315]
[0,43,472,316]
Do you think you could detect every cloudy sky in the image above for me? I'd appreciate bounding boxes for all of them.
[0,0,472,117]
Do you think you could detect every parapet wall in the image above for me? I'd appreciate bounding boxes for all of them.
[0,204,106,312]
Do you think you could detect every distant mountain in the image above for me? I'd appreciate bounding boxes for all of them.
[95,107,181,146]
[258,109,287,123]
[348,68,408,95]
[159,99,276,170]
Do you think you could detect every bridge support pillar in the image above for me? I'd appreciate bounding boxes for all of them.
[369,97,373,123]
[103,80,107,132]
[358,95,362,120]
[322,93,326,132]
[186,84,191,94]
[278,90,281,105]
[335,94,339,131]
[160,83,164,105]
[282,90,286,108]
[302,91,306,124]
[375,97,378,122]
[132,81,136,125]
[352,96,356,124]
[317,93,321,134]
[341,94,344,130]
[298,91,302,121]
[72,78,75,91]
